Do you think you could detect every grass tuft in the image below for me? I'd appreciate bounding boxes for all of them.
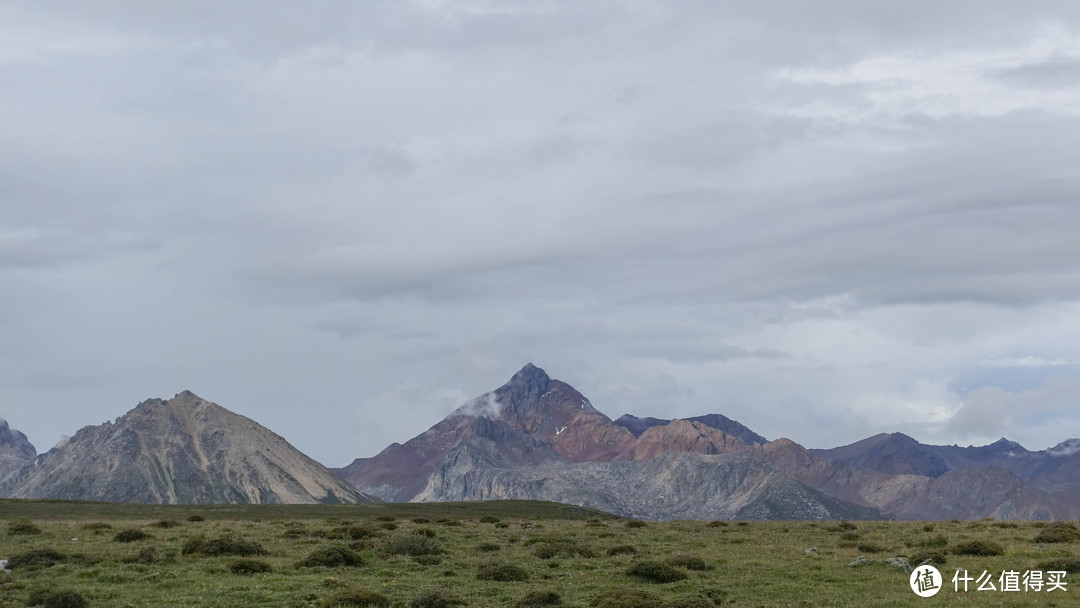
[113,528,152,543]
[41,590,89,608]
[665,554,711,571]
[1036,557,1080,573]
[1034,524,1079,544]
[8,548,65,570]
[298,545,365,568]
[230,558,273,575]
[182,535,266,556]
[382,534,444,557]
[514,590,561,607]
[627,561,689,583]
[408,587,463,608]
[476,562,529,581]
[592,587,663,608]
[8,519,42,535]
[321,588,391,608]
[952,540,1005,556]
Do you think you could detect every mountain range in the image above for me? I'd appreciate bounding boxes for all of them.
[2,363,1077,520]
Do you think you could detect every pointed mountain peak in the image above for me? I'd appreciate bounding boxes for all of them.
[170,390,206,404]
[0,419,36,455]
[508,363,552,392]
[988,437,1024,451]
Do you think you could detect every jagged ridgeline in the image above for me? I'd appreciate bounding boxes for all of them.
[0,391,375,505]
[335,363,1080,521]
[3,364,1078,519]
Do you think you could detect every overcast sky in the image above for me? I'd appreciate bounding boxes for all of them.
[3,1,1080,466]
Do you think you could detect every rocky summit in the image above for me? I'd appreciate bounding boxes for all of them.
[1,391,374,505]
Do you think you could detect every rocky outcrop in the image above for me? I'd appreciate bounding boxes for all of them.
[615,413,767,446]
[413,436,885,521]
[3,391,376,505]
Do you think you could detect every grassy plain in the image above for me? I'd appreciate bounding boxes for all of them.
[1,499,1077,607]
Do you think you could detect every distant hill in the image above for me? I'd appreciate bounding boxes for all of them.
[1,391,376,505]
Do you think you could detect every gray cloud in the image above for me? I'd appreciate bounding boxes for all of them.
[2,1,1080,465]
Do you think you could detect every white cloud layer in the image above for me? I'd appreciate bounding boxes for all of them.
[1,1,1079,465]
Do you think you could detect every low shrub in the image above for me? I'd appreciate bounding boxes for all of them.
[477,542,501,552]
[411,517,431,524]
[409,587,463,608]
[379,522,399,531]
[8,520,42,535]
[41,591,88,608]
[298,546,365,568]
[382,534,444,557]
[592,587,663,608]
[856,543,886,554]
[952,540,1004,556]
[479,515,501,524]
[186,514,206,522]
[837,521,858,530]
[607,544,638,556]
[121,546,158,564]
[230,558,273,575]
[476,562,529,582]
[917,533,949,547]
[152,520,182,528]
[665,554,711,571]
[625,520,648,529]
[1037,557,1080,573]
[79,522,112,531]
[329,525,378,540]
[533,541,595,559]
[113,529,152,543]
[705,521,728,528]
[627,561,689,583]
[1034,524,1079,544]
[182,535,266,557]
[414,555,443,566]
[992,521,1019,529]
[10,548,65,570]
[515,590,562,607]
[663,598,713,608]
[322,589,390,608]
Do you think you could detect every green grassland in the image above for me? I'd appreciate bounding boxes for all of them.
[1,500,1077,608]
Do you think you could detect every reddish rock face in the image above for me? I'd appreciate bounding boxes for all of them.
[337,363,765,501]
[335,363,1080,521]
